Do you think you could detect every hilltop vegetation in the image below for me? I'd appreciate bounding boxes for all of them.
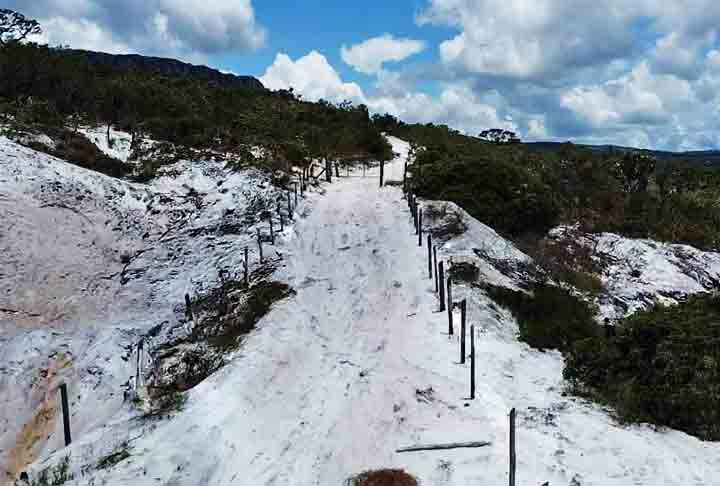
[378,117,720,251]
[0,41,392,177]
[565,293,720,440]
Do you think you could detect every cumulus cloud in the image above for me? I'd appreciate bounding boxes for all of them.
[9,0,265,60]
[341,34,425,75]
[527,117,548,139]
[260,52,365,104]
[368,84,516,135]
[418,0,639,80]
[561,62,695,127]
[412,0,720,149]
[261,51,514,137]
[35,17,132,53]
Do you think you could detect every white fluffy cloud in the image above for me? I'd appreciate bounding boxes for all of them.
[262,51,515,136]
[341,35,425,75]
[368,85,516,135]
[261,52,365,104]
[419,0,640,79]
[36,17,131,53]
[12,0,265,60]
[561,62,693,127]
[412,0,720,149]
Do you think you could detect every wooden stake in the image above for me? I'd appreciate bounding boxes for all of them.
[413,201,418,234]
[460,299,467,364]
[257,228,263,262]
[135,340,144,389]
[269,215,275,245]
[287,191,293,220]
[439,262,446,312]
[294,182,298,207]
[59,383,71,446]
[243,247,249,285]
[433,246,439,292]
[184,293,193,320]
[379,159,385,187]
[510,408,517,486]
[427,235,432,279]
[418,209,423,247]
[402,160,407,194]
[447,276,454,335]
[470,325,476,400]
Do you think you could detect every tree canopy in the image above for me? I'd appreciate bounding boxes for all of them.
[0,9,41,45]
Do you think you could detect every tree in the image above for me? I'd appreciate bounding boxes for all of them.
[610,152,656,194]
[0,9,41,45]
[478,128,521,144]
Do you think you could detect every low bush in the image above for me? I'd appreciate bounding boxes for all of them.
[564,293,720,440]
[411,152,558,238]
[53,130,130,178]
[516,230,605,295]
[346,469,418,486]
[96,443,131,470]
[450,261,480,283]
[484,282,600,352]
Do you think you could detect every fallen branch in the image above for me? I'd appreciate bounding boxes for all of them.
[0,307,41,317]
[396,441,491,453]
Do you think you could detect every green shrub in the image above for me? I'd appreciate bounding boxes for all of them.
[484,282,599,352]
[564,293,720,440]
[53,130,130,178]
[412,153,559,237]
[96,443,131,470]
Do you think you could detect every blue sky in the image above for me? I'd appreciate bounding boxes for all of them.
[203,1,453,98]
[10,0,720,151]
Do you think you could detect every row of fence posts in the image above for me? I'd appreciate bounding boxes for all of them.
[406,188,517,486]
[51,170,313,460]
[49,163,345,477]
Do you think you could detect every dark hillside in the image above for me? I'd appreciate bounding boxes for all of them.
[71,50,265,91]
[0,43,392,171]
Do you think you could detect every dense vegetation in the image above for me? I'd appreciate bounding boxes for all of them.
[0,41,393,176]
[483,282,600,352]
[376,116,720,250]
[565,293,720,440]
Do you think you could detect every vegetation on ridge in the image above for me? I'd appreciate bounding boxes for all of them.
[375,115,720,251]
[565,293,720,441]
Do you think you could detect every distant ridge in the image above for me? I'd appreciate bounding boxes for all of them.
[525,141,720,167]
[67,49,265,91]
